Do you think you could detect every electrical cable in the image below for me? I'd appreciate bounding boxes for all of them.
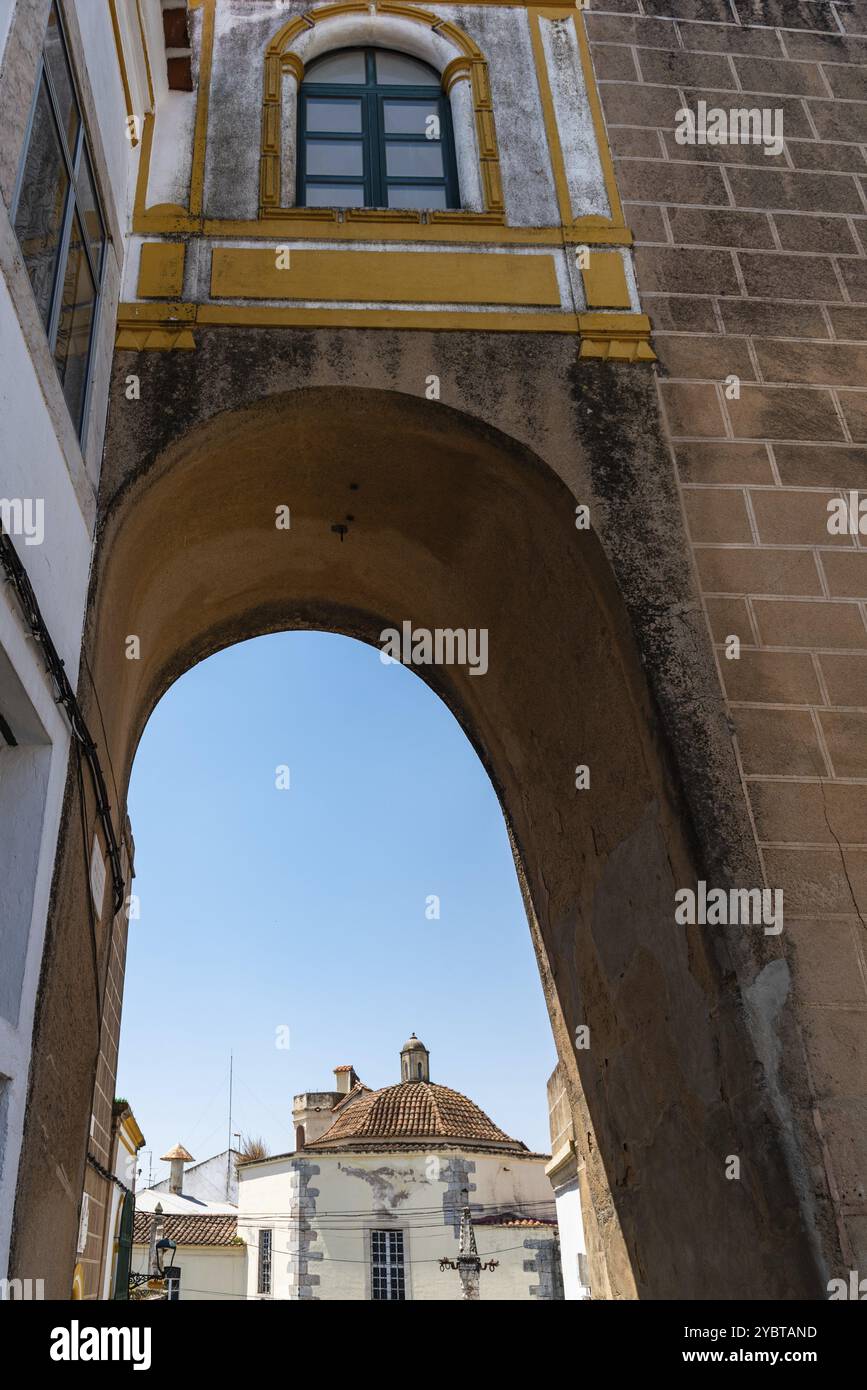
[0,522,125,915]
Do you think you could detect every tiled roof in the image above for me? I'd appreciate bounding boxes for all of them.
[475,1213,557,1228]
[132,1212,238,1247]
[334,1065,354,1073]
[310,1081,528,1152]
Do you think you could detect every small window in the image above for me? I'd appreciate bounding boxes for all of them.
[258,1229,272,1295]
[371,1229,405,1301]
[298,47,458,211]
[12,3,105,440]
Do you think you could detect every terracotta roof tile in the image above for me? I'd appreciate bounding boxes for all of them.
[311,1081,528,1152]
[132,1212,238,1247]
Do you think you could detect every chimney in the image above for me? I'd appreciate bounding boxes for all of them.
[160,1143,193,1195]
[333,1065,358,1095]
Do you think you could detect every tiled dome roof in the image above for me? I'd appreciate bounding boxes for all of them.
[310,1081,527,1152]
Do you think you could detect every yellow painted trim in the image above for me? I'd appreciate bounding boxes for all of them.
[190,0,216,217]
[135,212,630,244]
[578,311,656,361]
[133,110,154,225]
[115,300,654,357]
[574,7,625,228]
[134,0,155,109]
[581,250,631,309]
[108,0,138,146]
[116,299,582,339]
[528,10,571,227]
[138,243,186,298]
[210,246,562,307]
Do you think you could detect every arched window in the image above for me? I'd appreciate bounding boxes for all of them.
[297,47,459,211]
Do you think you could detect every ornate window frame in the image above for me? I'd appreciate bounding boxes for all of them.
[260,2,504,224]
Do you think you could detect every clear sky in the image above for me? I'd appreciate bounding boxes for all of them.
[116,631,556,1189]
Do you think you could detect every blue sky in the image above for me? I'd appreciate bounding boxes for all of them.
[117,631,556,1188]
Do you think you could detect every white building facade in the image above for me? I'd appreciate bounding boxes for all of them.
[238,1037,562,1300]
[0,0,167,1284]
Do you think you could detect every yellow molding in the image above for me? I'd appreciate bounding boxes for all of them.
[210,246,562,307]
[116,300,581,338]
[115,301,655,358]
[578,312,656,362]
[107,0,138,146]
[442,56,472,95]
[133,110,154,225]
[138,243,186,297]
[134,0,155,110]
[581,250,631,310]
[190,0,216,218]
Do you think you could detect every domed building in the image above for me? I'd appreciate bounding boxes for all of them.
[237,1038,562,1300]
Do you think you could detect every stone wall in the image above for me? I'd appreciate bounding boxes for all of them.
[588,0,867,1282]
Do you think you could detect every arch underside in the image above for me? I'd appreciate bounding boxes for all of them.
[13,341,827,1298]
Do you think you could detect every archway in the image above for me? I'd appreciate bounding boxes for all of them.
[12,382,823,1298]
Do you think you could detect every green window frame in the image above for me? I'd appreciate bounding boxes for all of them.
[297,47,460,211]
[11,2,106,442]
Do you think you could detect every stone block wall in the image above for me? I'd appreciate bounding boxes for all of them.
[587,0,867,1279]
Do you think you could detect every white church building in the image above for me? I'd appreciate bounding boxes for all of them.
[237,1035,563,1300]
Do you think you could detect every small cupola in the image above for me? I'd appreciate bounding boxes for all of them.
[400,1033,430,1083]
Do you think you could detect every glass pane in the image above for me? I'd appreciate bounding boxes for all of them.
[76,148,104,278]
[307,140,364,176]
[13,77,69,328]
[383,100,441,136]
[304,49,366,83]
[386,142,444,178]
[375,50,439,85]
[53,212,95,431]
[306,97,362,133]
[44,3,80,154]
[305,184,365,207]
[387,184,447,210]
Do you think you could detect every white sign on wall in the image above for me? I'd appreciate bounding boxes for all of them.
[89,834,106,919]
[76,1193,90,1255]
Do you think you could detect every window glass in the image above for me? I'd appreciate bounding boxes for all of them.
[307,141,364,177]
[305,184,365,207]
[12,5,107,439]
[307,98,362,133]
[299,47,458,211]
[385,142,444,179]
[52,212,95,431]
[305,49,366,83]
[43,2,80,154]
[76,149,105,277]
[383,100,439,136]
[13,77,69,328]
[375,51,439,85]
[387,184,447,210]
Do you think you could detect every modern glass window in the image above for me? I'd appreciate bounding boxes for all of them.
[298,48,459,211]
[12,3,106,440]
[371,1229,406,1300]
[258,1229,272,1295]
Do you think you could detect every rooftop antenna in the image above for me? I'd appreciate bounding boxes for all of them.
[227,1054,233,1197]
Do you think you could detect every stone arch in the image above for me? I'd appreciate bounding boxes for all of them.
[259,2,502,215]
[11,373,824,1299]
